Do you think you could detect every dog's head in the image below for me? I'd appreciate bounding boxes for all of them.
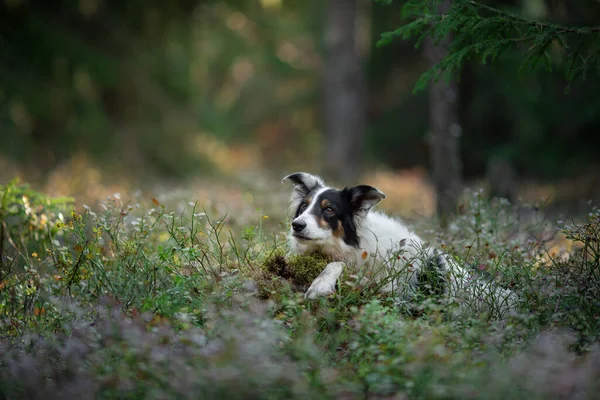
[282,172,386,249]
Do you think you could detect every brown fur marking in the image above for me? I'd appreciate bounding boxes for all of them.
[318,216,329,228]
[333,220,345,238]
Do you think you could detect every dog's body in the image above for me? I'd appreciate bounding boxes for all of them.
[282,172,517,314]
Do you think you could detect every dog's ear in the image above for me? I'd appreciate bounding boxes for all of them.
[282,172,325,196]
[347,185,386,214]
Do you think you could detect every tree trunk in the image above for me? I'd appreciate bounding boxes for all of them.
[424,0,463,223]
[323,0,367,183]
[486,156,517,202]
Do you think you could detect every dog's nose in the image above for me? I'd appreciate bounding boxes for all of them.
[292,220,306,232]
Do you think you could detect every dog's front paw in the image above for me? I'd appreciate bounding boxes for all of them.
[305,276,337,299]
[304,261,344,300]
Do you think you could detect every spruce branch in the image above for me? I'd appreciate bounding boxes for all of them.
[375,0,600,93]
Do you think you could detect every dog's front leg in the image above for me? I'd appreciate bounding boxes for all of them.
[304,261,345,299]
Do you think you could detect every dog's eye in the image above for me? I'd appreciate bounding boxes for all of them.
[324,207,335,216]
[298,202,308,213]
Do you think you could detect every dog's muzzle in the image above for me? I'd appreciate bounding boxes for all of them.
[292,220,306,232]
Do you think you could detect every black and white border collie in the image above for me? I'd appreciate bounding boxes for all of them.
[282,172,517,313]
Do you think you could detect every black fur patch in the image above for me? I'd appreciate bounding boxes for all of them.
[294,187,322,218]
[305,188,360,248]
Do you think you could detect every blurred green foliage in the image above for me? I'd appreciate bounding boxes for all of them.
[1,0,599,181]
[0,0,323,178]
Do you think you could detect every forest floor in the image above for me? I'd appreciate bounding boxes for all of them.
[1,160,599,399]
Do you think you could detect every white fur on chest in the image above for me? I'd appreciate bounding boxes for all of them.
[356,212,425,263]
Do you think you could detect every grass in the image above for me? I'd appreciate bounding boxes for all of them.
[0,178,599,399]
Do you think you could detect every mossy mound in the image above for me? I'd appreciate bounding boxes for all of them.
[264,249,331,286]
[253,249,331,300]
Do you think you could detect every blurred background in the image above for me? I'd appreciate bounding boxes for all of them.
[1,0,599,219]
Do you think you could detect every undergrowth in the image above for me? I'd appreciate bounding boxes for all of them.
[1,180,599,399]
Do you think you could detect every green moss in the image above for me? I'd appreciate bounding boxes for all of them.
[264,249,330,286]
[285,251,331,286]
[263,250,289,276]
